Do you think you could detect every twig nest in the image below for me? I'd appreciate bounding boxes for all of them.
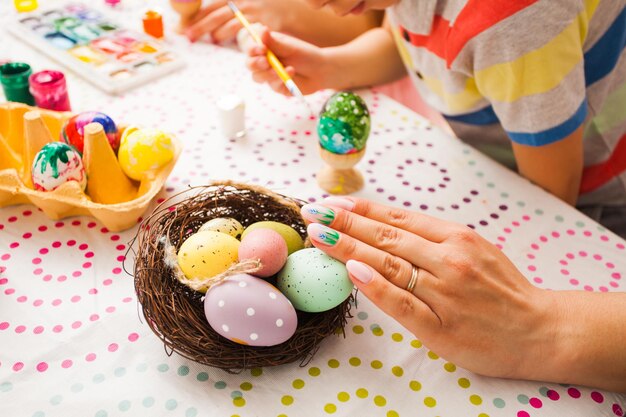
[133,182,353,371]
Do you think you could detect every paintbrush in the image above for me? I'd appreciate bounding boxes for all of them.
[227,1,314,116]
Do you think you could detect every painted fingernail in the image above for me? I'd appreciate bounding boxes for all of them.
[323,197,355,211]
[301,204,335,225]
[346,260,372,284]
[307,223,340,246]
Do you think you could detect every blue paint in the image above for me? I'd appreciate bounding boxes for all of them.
[44,32,76,50]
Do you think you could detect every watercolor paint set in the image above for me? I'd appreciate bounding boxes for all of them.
[7,3,185,94]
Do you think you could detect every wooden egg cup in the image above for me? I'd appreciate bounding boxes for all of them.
[317,146,365,195]
[169,0,202,33]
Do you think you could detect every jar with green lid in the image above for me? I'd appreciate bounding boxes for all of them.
[0,62,35,105]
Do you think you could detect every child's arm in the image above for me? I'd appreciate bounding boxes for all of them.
[512,126,584,205]
[247,24,406,95]
[186,0,383,46]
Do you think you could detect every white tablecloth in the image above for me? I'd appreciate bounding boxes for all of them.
[1,2,625,416]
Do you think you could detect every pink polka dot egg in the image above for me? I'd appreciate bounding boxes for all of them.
[204,273,298,346]
[238,228,288,278]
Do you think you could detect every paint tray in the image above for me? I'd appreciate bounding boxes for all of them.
[0,103,182,231]
[6,3,185,94]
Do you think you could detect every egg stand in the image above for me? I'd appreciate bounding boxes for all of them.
[169,0,202,33]
[317,146,366,195]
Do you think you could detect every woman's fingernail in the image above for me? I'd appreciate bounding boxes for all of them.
[346,260,373,284]
[301,204,335,225]
[323,197,354,211]
[307,223,340,246]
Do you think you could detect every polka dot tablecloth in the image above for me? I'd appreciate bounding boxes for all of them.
[1,2,625,417]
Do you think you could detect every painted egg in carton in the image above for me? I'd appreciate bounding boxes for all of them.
[0,102,182,231]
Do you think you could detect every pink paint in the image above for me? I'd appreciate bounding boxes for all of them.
[29,70,71,111]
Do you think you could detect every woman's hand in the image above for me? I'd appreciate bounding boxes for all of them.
[300,197,557,380]
[246,29,332,96]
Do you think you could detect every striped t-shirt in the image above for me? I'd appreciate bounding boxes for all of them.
[388,0,626,206]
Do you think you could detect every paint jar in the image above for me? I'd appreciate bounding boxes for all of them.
[13,0,38,12]
[0,62,35,105]
[216,94,246,139]
[29,70,71,111]
[143,10,164,39]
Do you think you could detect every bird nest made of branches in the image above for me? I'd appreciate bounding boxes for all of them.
[132,181,354,372]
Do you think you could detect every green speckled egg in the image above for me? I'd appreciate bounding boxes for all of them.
[276,248,353,312]
[317,91,370,155]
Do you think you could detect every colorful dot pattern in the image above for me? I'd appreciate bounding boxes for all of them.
[1,7,625,417]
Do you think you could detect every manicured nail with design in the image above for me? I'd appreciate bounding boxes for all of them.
[307,223,340,246]
[346,260,373,284]
[301,204,335,225]
[323,197,355,211]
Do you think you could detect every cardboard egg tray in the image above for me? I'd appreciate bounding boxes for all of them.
[0,102,182,231]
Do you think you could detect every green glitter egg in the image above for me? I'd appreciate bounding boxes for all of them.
[317,91,370,154]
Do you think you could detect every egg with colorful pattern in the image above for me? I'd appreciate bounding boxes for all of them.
[60,111,118,154]
[31,142,87,191]
[317,91,370,155]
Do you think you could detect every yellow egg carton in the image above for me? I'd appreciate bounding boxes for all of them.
[0,102,182,231]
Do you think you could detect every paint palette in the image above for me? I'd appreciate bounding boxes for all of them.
[7,3,184,94]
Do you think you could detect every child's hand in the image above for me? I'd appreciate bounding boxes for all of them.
[246,29,332,96]
[186,0,290,44]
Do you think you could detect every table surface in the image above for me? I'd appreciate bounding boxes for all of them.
[1,2,625,417]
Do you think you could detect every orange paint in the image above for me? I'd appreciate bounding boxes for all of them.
[142,10,163,39]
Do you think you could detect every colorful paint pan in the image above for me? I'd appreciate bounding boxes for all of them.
[155,52,174,63]
[91,38,127,54]
[42,10,63,21]
[32,24,54,35]
[68,45,106,64]
[110,31,140,46]
[116,51,142,64]
[7,3,185,94]
[135,42,158,54]
[76,9,102,21]
[133,61,155,72]
[44,32,76,50]
[109,69,132,79]
[20,17,40,27]
[97,22,117,31]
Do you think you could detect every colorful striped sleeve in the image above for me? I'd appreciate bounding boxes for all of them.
[468,1,597,147]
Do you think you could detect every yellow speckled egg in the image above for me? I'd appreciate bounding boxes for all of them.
[177,231,240,292]
[199,217,244,239]
[117,127,174,180]
[241,221,304,255]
